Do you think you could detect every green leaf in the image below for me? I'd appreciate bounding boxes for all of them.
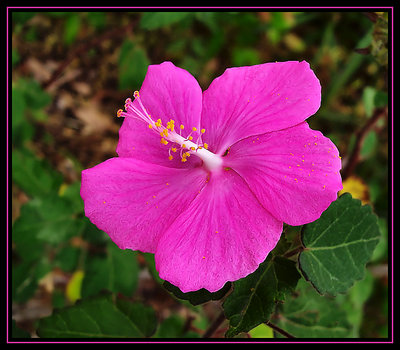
[335,270,374,337]
[64,14,81,46]
[81,242,139,298]
[37,294,156,338]
[118,40,149,90]
[140,12,192,30]
[232,47,261,66]
[12,194,82,248]
[12,148,63,198]
[153,314,199,338]
[86,12,106,30]
[15,78,51,110]
[11,86,33,145]
[223,256,301,338]
[248,323,274,338]
[274,279,352,338]
[163,281,231,306]
[12,259,51,303]
[298,193,381,295]
[362,86,377,117]
[115,299,157,337]
[12,320,30,338]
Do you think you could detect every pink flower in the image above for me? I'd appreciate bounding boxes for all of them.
[80,61,342,293]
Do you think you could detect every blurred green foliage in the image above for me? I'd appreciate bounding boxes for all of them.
[10,10,390,340]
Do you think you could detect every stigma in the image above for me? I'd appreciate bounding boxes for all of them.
[117,91,222,172]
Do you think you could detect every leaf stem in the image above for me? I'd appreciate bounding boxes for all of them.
[265,321,296,338]
[283,245,305,258]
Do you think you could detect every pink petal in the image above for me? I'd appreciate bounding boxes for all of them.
[223,122,343,226]
[80,157,208,253]
[154,169,283,293]
[116,61,203,168]
[201,61,321,155]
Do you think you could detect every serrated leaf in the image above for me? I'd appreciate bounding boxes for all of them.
[163,280,231,306]
[274,279,352,338]
[223,256,300,338]
[299,193,381,295]
[37,294,155,338]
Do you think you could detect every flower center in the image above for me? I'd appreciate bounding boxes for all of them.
[117,91,223,172]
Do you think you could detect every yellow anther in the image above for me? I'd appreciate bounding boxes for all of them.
[201,129,205,134]
[180,124,185,130]
[171,147,177,153]
[148,124,153,129]
[155,118,162,127]
[181,157,187,163]
[117,109,123,117]
[192,127,197,131]
[160,138,168,145]
[166,119,175,131]
[203,143,208,149]
[185,152,190,157]
[168,155,173,161]
[188,136,193,141]
[182,143,187,149]
[190,147,196,151]
[134,91,140,98]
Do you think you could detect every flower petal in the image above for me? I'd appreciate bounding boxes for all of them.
[201,61,321,154]
[80,157,208,253]
[223,122,343,226]
[154,169,283,293]
[117,61,203,168]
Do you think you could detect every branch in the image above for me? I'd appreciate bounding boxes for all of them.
[41,20,137,90]
[265,321,296,338]
[341,106,387,180]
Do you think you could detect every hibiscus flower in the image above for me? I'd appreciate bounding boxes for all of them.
[80,61,342,293]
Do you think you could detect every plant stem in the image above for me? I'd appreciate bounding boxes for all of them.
[202,310,226,338]
[341,106,387,180]
[265,321,296,338]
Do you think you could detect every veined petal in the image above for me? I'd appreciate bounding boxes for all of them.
[117,61,203,168]
[201,61,321,155]
[80,157,208,253]
[223,122,343,226]
[155,169,283,293]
